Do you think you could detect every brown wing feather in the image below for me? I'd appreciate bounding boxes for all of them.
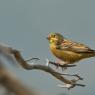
[57,39,95,53]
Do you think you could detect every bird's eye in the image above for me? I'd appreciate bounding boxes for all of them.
[53,35,56,37]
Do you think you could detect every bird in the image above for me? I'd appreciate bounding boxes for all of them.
[47,33,95,66]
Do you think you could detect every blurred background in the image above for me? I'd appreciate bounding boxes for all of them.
[0,0,95,95]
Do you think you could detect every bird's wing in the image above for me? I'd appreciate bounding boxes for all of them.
[57,39,94,53]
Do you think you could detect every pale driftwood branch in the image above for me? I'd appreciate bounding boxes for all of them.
[11,49,85,88]
[0,62,37,95]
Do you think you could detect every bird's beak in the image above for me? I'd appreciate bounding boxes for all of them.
[46,36,50,40]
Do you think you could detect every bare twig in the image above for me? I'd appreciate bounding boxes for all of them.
[25,58,40,62]
[57,73,83,80]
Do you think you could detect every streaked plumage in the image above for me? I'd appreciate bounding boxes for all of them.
[47,33,95,65]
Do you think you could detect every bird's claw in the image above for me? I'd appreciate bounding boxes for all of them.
[55,63,60,69]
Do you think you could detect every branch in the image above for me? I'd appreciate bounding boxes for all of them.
[11,49,85,88]
[0,44,85,89]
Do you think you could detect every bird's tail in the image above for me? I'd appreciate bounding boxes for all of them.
[83,50,95,58]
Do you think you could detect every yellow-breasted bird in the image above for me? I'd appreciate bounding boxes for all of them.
[47,33,95,66]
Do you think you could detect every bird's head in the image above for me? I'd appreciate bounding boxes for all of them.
[47,33,64,44]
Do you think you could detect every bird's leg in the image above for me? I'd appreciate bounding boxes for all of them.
[56,60,68,70]
[55,63,60,69]
[55,59,62,69]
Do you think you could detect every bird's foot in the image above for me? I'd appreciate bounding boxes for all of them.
[61,64,68,70]
[56,64,60,69]
[56,60,68,70]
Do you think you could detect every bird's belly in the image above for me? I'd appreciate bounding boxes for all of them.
[50,48,82,63]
